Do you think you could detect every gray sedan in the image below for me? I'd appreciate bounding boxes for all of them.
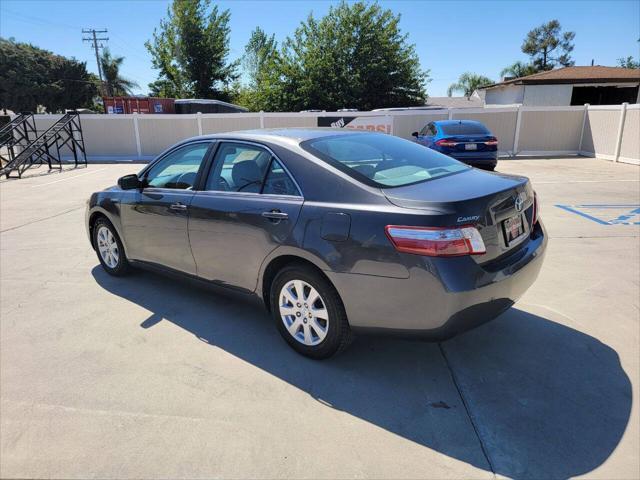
[86,129,547,358]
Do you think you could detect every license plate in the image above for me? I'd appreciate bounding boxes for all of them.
[465,143,477,150]
[503,214,525,245]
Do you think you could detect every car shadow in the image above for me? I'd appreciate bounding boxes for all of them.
[92,266,632,479]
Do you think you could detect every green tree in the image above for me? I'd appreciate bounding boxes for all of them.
[522,20,575,71]
[0,38,96,112]
[242,27,277,88]
[250,1,428,111]
[100,48,139,97]
[447,72,494,98]
[500,61,539,79]
[148,78,181,97]
[617,56,640,69]
[145,0,239,100]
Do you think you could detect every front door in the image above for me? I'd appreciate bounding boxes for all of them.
[188,141,303,291]
[121,141,213,274]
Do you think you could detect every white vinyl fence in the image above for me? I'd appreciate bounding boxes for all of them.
[31,103,640,165]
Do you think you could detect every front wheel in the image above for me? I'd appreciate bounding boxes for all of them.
[270,265,352,359]
[93,218,130,276]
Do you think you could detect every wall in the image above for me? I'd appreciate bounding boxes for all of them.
[522,85,574,106]
[618,108,639,164]
[580,104,639,164]
[29,104,640,165]
[484,85,524,105]
[517,107,584,154]
[580,107,621,159]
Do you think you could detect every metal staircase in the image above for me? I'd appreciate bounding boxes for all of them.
[0,112,37,170]
[0,112,87,179]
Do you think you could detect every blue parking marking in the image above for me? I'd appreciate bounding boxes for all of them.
[555,205,640,225]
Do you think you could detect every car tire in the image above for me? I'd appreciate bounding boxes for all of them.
[93,217,130,276]
[270,264,352,359]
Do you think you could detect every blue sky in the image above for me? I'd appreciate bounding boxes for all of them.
[1,0,638,97]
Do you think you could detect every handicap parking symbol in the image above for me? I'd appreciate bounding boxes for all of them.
[555,205,640,225]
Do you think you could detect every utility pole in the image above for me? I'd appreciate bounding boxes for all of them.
[82,28,109,95]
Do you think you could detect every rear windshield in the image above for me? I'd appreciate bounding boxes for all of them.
[440,123,489,135]
[301,133,469,188]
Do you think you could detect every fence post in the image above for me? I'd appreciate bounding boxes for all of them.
[133,113,142,160]
[448,108,453,120]
[613,102,628,163]
[260,111,265,128]
[578,103,589,154]
[512,105,522,157]
[197,112,203,136]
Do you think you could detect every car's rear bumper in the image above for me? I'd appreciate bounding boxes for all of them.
[431,147,498,167]
[326,221,547,339]
[449,152,498,168]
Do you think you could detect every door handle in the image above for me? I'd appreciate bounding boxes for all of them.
[170,202,188,211]
[262,210,289,221]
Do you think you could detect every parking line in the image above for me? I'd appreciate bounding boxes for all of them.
[555,205,611,225]
[536,179,639,184]
[31,168,109,187]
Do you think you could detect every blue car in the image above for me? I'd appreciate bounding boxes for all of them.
[412,120,498,170]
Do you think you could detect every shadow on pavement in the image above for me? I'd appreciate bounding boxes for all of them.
[92,266,631,479]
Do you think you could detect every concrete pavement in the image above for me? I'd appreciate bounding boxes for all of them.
[1,158,638,479]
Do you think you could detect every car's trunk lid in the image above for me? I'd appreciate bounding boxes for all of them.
[438,134,497,153]
[382,168,535,263]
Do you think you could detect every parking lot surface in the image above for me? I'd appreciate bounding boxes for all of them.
[1,158,639,479]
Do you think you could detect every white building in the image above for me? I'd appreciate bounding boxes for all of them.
[476,66,640,106]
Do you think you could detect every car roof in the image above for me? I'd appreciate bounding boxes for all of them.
[188,127,369,144]
[433,119,484,126]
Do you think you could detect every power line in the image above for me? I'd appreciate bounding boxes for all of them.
[82,28,109,94]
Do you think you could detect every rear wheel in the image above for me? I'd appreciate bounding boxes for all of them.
[93,218,130,276]
[270,265,351,359]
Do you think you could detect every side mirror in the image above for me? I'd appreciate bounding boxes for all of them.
[118,174,143,190]
[411,131,419,138]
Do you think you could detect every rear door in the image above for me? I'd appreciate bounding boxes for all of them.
[188,141,303,291]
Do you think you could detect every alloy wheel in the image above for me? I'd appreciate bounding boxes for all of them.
[279,280,329,346]
[96,225,120,269]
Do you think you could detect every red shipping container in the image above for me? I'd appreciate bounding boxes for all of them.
[102,97,175,114]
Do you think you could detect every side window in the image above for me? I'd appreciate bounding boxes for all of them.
[145,142,210,189]
[262,159,300,196]
[428,124,438,136]
[419,124,429,136]
[205,142,272,193]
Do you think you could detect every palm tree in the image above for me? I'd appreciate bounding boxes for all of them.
[500,61,539,79]
[100,48,139,97]
[447,72,494,98]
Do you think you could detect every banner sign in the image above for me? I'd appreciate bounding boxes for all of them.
[317,115,393,134]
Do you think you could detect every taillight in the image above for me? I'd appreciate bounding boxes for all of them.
[532,191,539,225]
[385,225,486,257]
[485,137,498,146]
[435,139,457,147]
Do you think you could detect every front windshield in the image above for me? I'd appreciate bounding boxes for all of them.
[302,133,469,188]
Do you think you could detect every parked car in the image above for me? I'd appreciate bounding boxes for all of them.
[412,120,499,170]
[87,129,546,358]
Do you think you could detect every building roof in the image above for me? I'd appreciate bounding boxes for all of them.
[480,66,640,89]
[175,98,248,111]
[425,96,484,108]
